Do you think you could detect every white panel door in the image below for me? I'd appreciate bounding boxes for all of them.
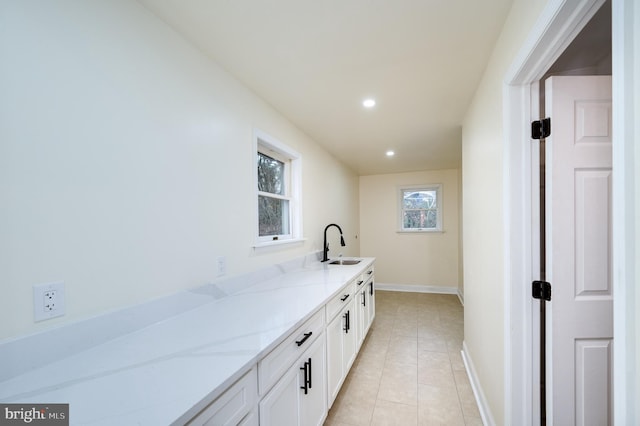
[259,365,299,426]
[545,75,613,425]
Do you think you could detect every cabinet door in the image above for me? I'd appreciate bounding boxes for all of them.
[260,333,327,426]
[364,289,371,331]
[299,335,327,426]
[356,287,367,349]
[259,309,325,396]
[259,366,299,426]
[367,280,375,331]
[326,311,344,407]
[327,299,357,407]
[342,299,357,372]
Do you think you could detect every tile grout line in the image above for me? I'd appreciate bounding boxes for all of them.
[368,313,393,426]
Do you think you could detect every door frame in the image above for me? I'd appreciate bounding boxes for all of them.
[502,0,638,424]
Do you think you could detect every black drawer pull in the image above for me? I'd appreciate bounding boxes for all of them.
[367,270,373,275]
[295,332,313,347]
[357,280,364,286]
[340,294,349,302]
[300,358,311,394]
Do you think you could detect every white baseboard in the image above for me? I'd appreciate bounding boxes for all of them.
[461,341,495,426]
[375,282,459,295]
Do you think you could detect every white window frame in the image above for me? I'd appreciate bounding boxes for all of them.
[253,129,303,248]
[397,184,443,233]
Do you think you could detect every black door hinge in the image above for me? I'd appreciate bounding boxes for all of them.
[531,118,551,139]
[532,280,552,301]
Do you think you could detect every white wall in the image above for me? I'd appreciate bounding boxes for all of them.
[359,169,460,292]
[0,0,359,341]
[461,0,548,423]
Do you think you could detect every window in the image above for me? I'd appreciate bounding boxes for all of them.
[255,130,302,246]
[398,184,443,232]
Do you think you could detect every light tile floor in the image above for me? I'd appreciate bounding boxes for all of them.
[324,290,482,426]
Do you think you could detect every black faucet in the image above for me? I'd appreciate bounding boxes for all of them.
[322,223,345,262]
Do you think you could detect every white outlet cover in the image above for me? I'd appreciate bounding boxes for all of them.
[33,281,65,322]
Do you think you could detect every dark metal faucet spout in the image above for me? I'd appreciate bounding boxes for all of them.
[322,223,345,262]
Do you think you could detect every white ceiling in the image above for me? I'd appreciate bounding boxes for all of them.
[139,0,513,175]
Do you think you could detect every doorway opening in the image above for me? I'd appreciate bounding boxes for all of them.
[499,0,627,424]
[503,0,637,423]
[534,3,612,424]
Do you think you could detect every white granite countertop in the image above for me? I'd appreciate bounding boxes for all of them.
[0,256,374,425]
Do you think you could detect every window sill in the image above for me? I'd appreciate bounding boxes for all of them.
[397,229,444,234]
[253,238,306,251]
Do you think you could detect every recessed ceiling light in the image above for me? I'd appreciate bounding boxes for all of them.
[386,150,395,157]
[363,99,376,108]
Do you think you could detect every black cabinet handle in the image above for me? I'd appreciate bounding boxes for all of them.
[340,294,349,302]
[357,280,364,286]
[367,270,373,275]
[300,357,312,394]
[296,332,312,347]
[370,281,374,295]
[343,310,350,333]
[362,292,366,307]
[300,360,308,394]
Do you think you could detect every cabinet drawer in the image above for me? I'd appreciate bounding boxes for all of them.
[186,368,257,426]
[325,281,356,321]
[354,275,366,291]
[258,309,325,396]
[363,265,375,281]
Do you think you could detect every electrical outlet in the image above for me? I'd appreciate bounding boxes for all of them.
[216,256,226,277]
[44,290,57,311]
[34,281,65,322]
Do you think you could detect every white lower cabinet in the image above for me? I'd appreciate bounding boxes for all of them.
[298,336,327,426]
[259,334,327,426]
[356,274,376,350]
[355,279,368,349]
[188,262,375,426]
[326,297,356,407]
[367,279,375,333]
[364,267,376,332]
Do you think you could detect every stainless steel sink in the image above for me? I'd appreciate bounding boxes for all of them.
[329,259,361,265]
